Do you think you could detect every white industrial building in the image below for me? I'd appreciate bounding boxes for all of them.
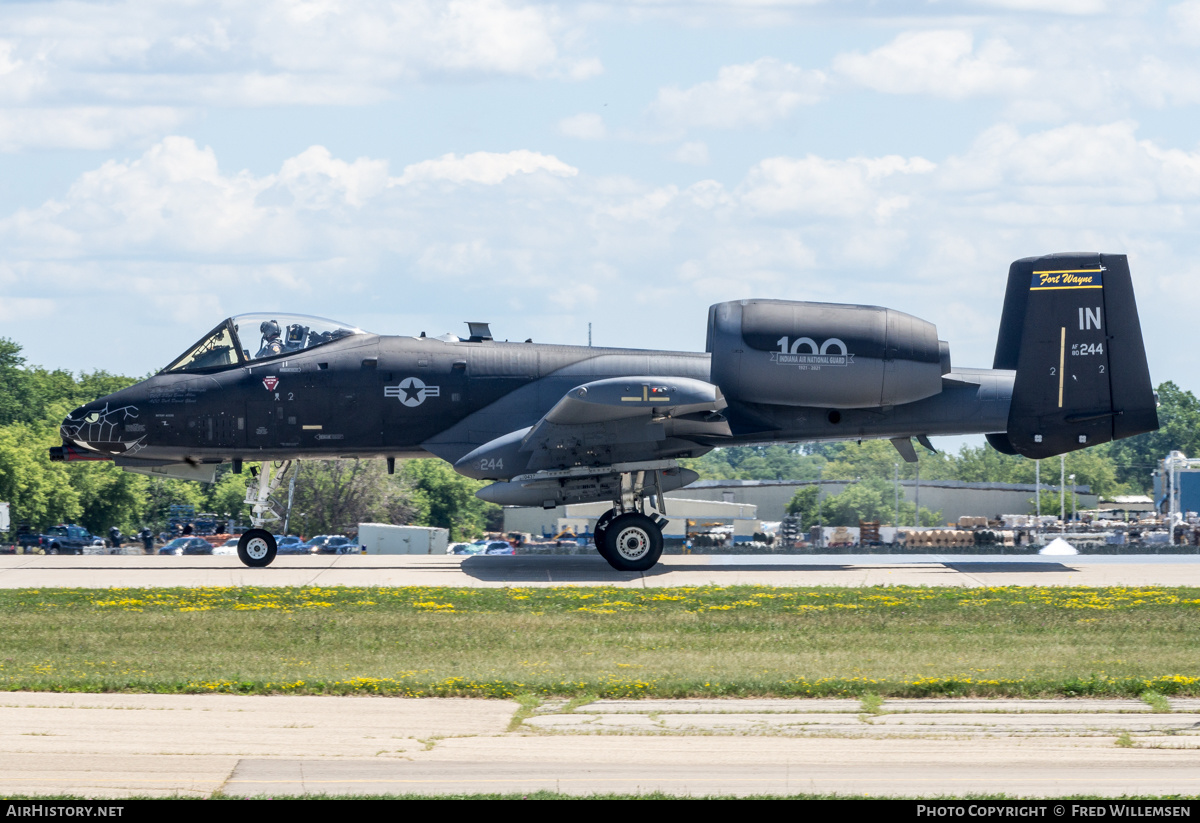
[668,478,1097,525]
[501,477,1096,539]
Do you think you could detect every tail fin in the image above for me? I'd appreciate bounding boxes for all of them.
[986,252,1158,459]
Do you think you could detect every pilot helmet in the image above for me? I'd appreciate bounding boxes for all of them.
[260,320,281,340]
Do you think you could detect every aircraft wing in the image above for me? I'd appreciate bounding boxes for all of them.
[454,376,729,507]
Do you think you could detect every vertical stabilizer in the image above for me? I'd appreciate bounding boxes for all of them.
[990,252,1157,459]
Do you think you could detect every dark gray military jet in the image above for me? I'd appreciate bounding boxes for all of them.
[53,253,1158,571]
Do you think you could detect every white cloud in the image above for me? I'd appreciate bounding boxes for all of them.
[0,0,597,110]
[672,142,710,165]
[1122,56,1200,109]
[548,280,599,311]
[833,30,1033,100]
[649,58,826,131]
[0,41,46,104]
[558,113,608,140]
[0,107,189,152]
[0,140,583,277]
[257,0,566,79]
[393,150,579,186]
[823,21,1200,120]
[1169,1,1200,44]
[938,121,1200,205]
[0,296,55,322]
[970,0,1109,12]
[738,154,935,218]
[29,136,269,256]
[417,240,496,275]
[277,147,390,209]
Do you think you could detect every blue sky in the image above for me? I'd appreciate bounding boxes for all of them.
[1,0,1197,420]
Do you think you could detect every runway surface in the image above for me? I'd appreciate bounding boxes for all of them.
[3,552,1200,589]
[4,553,1198,798]
[2,693,1198,798]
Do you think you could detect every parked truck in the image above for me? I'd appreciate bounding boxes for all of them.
[23,524,103,555]
[357,523,449,555]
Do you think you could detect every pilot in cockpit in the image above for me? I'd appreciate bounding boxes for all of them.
[256,320,284,359]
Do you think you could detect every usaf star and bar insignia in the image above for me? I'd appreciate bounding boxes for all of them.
[384,377,441,407]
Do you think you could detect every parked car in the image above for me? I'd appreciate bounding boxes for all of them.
[214,538,240,556]
[300,535,333,553]
[275,535,309,555]
[305,535,359,554]
[158,537,213,556]
[483,540,516,556]
[447,542,481,555]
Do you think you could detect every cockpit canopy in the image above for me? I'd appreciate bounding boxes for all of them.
[163,313,365,373]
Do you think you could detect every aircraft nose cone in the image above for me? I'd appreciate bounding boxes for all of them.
[60,404,91,444]
[59,402,124,453]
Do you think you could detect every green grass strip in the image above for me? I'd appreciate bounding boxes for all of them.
[1,585,1198,699]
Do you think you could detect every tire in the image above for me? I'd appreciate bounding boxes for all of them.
[601,512,663,572]
[46,545,59,555]
[237,529,277,568]
[593,509,619,562]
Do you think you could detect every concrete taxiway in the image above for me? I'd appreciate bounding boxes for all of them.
[1,693,1198,798]
[3,552,1200,589]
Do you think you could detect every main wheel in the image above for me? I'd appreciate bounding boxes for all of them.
[237,529,277,568]
[593,509,619,562]
[602,512,663,572]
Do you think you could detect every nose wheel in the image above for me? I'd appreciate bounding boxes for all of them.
[599,511,663,572]
[237,529,277,568]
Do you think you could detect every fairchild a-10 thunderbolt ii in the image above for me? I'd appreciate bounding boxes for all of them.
[53,252,1158,571]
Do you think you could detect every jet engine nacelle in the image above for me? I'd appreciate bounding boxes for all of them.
[706,299,951,409]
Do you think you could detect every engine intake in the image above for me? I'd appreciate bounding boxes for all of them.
[706,299,949,409]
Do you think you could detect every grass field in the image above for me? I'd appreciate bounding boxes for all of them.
[2,585,1199,699]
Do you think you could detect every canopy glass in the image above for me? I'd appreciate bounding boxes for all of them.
[162,314,365,373]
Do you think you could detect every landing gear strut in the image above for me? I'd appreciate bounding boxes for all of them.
[595,469,668,572]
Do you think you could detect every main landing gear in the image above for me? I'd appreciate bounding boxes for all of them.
[593,470,669,572]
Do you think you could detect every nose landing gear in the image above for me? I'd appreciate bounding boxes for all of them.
[237,529,277,568]
[234,460,293,568]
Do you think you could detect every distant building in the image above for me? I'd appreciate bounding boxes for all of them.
[664,478,1096,525]
[1097,495,1154,517]
[501,478,1096,534]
